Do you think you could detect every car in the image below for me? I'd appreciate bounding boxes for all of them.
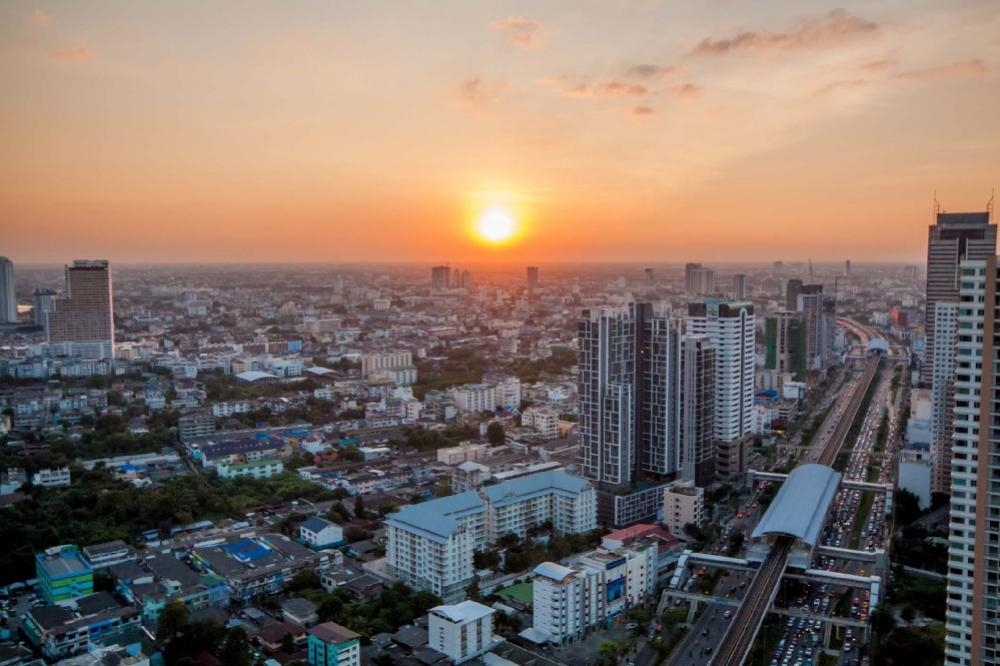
[723,610,732,619]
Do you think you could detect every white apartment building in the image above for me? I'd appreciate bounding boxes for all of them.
[522,407,560,440]
[531,562,604,643]
[437,442,489,465]
[216,458,284,480]
[662,479,706,539]
[32,467,71,488]
[686,299,755,479]
[495,376,522,411]
[453,383,497,414]
[361,351,413,379]
[945,256,999,665]
[212,401,251,417]
[386,471,596,602]
[427,601,497,663]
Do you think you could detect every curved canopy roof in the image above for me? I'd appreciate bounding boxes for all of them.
[751,464,841,547]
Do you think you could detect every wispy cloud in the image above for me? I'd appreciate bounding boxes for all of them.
[557,80,649,99]
[672,83,701,99]
[49,47,94,62]
[626,64,677,79]
[632,106,656,116]
[812,78,870,96]
[893,59,986,81]
[859,57,895,71]
[457,78,508,106]
[690,9,878,57]
[490,16,550,50]
[31,9,50,26]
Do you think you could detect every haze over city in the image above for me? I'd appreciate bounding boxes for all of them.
[3,1,999,263]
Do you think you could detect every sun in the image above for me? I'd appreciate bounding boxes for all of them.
[477,207,516,243]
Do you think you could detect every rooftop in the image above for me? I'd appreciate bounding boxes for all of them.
[310,621,360,645]
[428,600,494,624]
[751,464,842,548]
[532,562,577,583]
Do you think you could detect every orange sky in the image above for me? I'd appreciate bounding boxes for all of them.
[2,1,999,264]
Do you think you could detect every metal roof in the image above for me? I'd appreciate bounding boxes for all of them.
[429,600,494,623]
[751,464,841,547]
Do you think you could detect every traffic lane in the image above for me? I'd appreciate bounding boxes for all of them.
[668,572,749,665]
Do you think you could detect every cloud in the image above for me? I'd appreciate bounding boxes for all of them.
[546,78,648,99]
[690,9,878,56]
[892,59,986,81]
[632,106,656,116]
[812,78,870,96]
[859,57,895,71]
[626,64,677,79]
[31,9,50,26]
[490,16,550,49]
[457,78,508,105]
[49,47,94,61]
[672,83,701,99]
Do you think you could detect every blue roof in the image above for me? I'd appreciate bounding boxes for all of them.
[300,516,334,532]
[751,464,842,547]
[480,471,592,508]
[221,538,271,562]
[386,491,485,543]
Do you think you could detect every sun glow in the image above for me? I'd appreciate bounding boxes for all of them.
[476,207,516,243]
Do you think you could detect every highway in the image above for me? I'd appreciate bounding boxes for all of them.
[708,355,881,665]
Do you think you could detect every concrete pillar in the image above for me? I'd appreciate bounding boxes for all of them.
[823,620,833,647]
[687,599,699,624]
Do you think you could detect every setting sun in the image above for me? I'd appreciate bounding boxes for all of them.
[477,208,516,244]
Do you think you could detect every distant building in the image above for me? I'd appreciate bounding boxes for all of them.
[898,449,932,510]
[0,256,15,323]
[437,441,489,465]
[36,545,94,604]
[32,288,57,329]
[431,265,451,289]
[522,406,559,440]
[47,260,115,359]
[32,466,71,488]
[216,458,283,480]
[732,273,747,300]
[307,621,361,666]
[662,480,705,539]
[428,601,497,663]
[299,517,345,550]
[684,263,714,296]
[21,592,139,661]
[526,265,539,291]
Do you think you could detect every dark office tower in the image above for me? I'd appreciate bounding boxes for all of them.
[845,260,851,277]
[47,260,114,359]
[795,284,834,372]
[922,210,997,387]
[764,311,807,380]
[732,273,747,300]
[431,265,451,288]
[0,257,15,323]
[526,266,539,291]
[644,267,654,287]
[679,334,715,487]
[785,278,803,311]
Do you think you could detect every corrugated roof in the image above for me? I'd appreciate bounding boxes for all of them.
[480,470,591,507]
[533,562,577,582]
[386,490,485,542]
[751,464,841,547]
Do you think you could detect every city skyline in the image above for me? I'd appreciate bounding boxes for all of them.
[3,1,999,263]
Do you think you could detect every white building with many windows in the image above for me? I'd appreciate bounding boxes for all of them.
[531,562,604,643]
[386,471,596,602]
[427,601,497,663]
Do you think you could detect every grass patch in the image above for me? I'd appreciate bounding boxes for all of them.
[496,582,533,606]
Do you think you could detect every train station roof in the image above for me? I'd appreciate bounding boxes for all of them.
[751,464,842,548]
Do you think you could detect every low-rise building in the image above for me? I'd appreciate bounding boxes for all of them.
[437,441,489,465]
[307,621,361,666]
[112,552,229,625]
[81,540,136,570]
[216,458,284,480]
[282,597,319,627]
[37,545,93,605]
[32,466,71,488]
[427,601,497,663]
[21,592,140,660]
[662,479,706,539]
[521,406,560,440]
[299,517,345,550]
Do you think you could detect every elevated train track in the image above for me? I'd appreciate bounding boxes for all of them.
[710,355,880,664]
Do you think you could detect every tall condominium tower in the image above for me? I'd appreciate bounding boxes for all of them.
[431,265,451,288]
[732,273,747,300]
[526,266,539,291]
[32,288,57,329]
[924,210,996,496]
[47,260,114,359]
[0,257,16,323]
[578,303,715,490]
[684,263,714,296]
[686,299,755,480]
[922,211,996,386]
[944,255,999,666]
[795,284,836,372]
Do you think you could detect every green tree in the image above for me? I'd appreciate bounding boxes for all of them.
[487,421,505,446]
[281,631,295,654]
[220,627,252,666]
[156,599,190,643]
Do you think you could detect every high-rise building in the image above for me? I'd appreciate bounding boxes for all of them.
[845,259,851,277]
[33,288,57,329]
[922,210,997,387]
[785,278,803,312]
[944,255,999,665]
[732,273,747,300]
[644,267,654,287]
[930,301,959,494]
[0,257,16,323]
[431,265,451,288]
[795,284,835,372]
[526,265,539,291]
[764,311,807,380]
[579,303,703,488]
[460,269,472,289]
[686,299,755,480]
[684,263,714,296]
[678,335,715,486]
[903,265,919,282]
[46,260,114,359]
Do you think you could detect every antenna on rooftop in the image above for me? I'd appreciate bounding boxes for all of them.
[934,191,941,217]
[988,188,995,219]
